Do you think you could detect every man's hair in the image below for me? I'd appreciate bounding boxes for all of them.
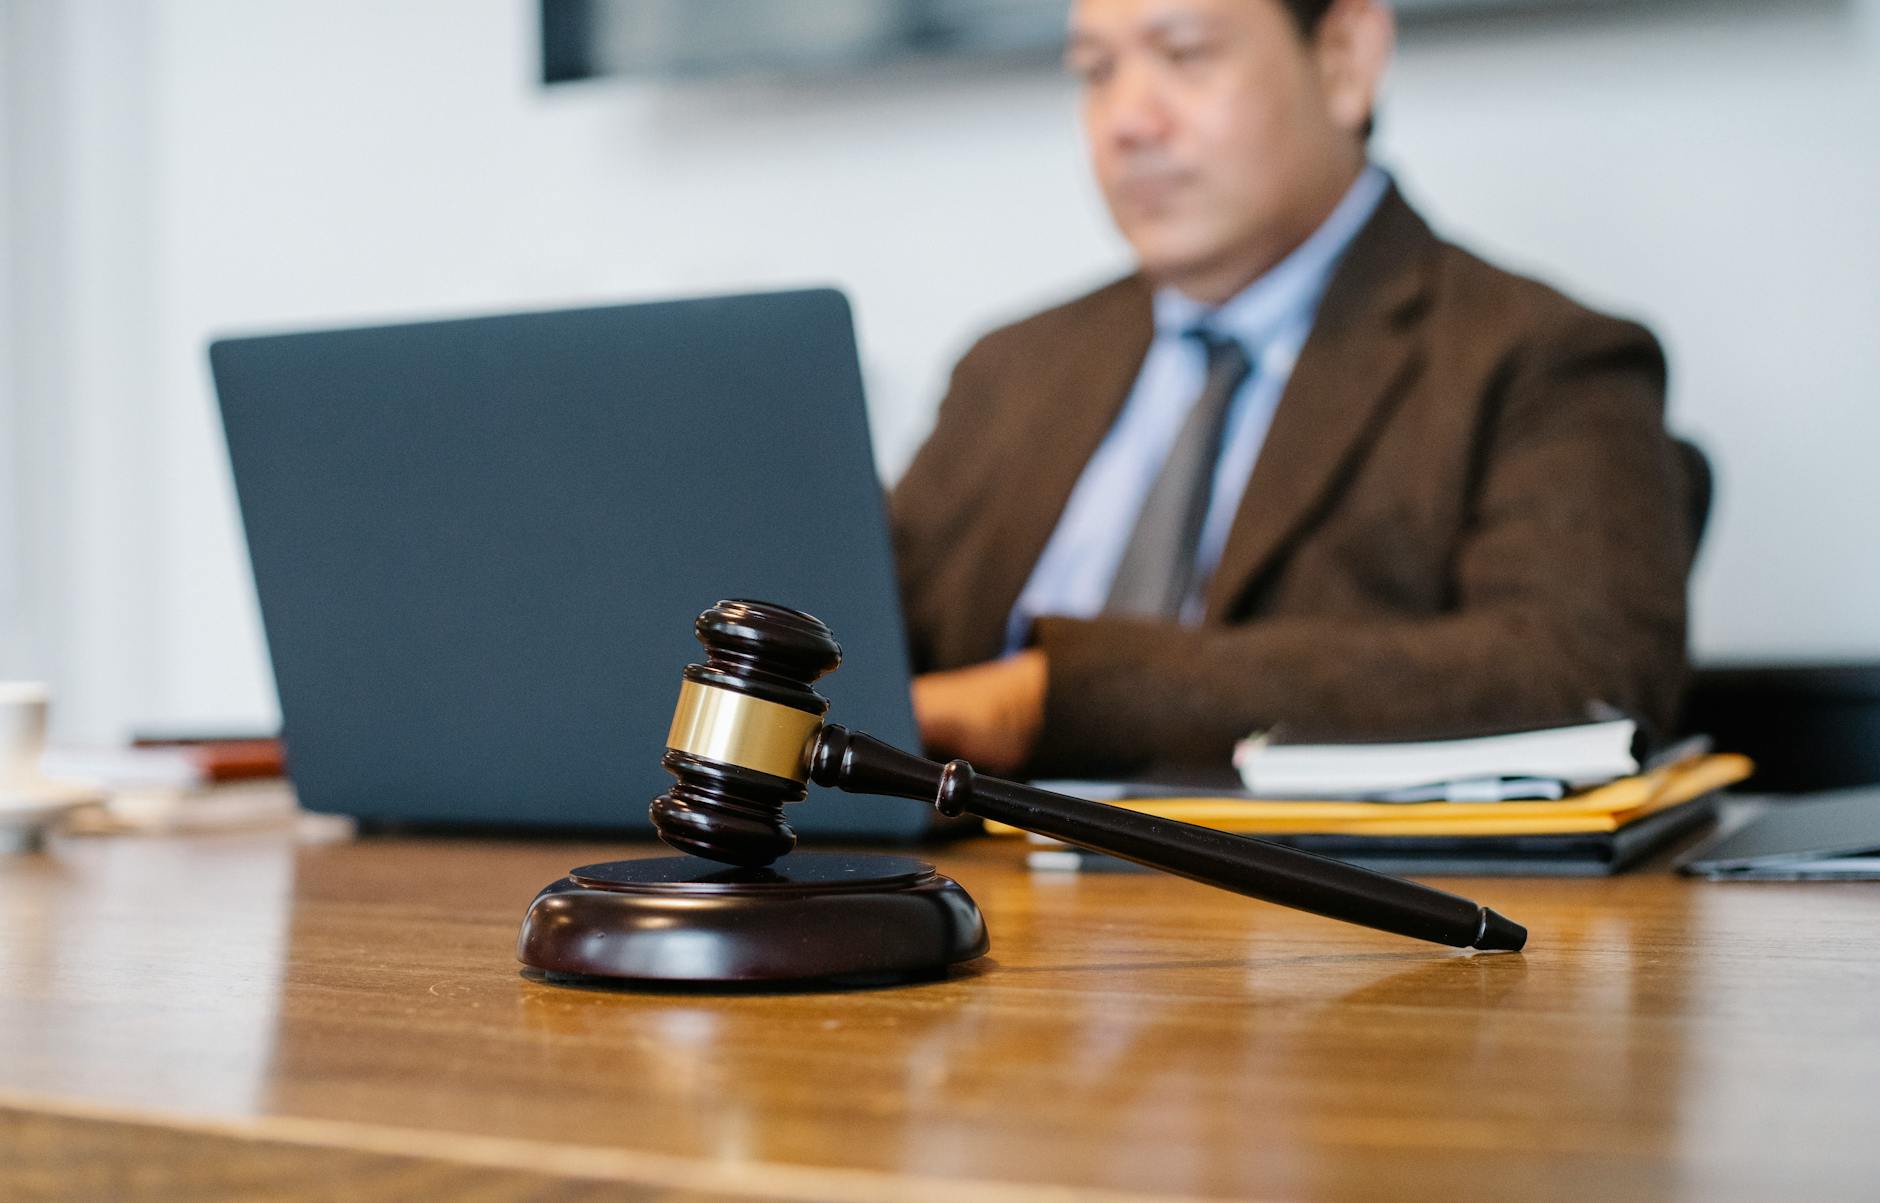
[1278,0,1337,34]
[1277,0,1376,140]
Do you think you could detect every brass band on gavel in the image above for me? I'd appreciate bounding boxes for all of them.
[665,679,824,784]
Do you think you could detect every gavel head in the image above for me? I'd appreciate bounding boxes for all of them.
[649,600,841,867]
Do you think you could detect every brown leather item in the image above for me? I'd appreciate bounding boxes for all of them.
[891,188,1692,777]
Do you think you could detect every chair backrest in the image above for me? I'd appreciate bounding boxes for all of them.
[1674,437,1713,561]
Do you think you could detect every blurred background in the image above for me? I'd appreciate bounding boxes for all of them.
[3,0,1877,744]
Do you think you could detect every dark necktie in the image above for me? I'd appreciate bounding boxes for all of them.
[1104,330,1253,619]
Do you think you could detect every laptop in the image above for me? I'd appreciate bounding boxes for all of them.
[1678,788,1880,880]
[211,287,939,840]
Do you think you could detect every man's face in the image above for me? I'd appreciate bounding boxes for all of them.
[1067,0,1370,300]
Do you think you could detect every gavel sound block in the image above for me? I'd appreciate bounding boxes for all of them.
[516,600,1525,987]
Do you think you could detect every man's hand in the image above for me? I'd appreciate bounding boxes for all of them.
[911,649,1048,776]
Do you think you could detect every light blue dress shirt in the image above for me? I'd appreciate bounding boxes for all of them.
[1004,165,1390,652]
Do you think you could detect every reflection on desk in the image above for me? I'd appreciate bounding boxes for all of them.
[3,832,1880,1201]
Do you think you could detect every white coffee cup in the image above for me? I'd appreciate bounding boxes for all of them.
[0,681,52,788]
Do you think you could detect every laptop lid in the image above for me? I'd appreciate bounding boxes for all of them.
[211,287,931,838]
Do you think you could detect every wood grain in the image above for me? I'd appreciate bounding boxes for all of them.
[3,828,1879,1201]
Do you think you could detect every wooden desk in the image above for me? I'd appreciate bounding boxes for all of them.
[4,829,1879,1201]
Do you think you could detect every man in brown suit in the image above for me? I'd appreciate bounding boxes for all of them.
[895,0,1691,778]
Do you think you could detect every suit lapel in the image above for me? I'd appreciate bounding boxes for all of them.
[1203,189,1438,620]
[964,277,1153,659]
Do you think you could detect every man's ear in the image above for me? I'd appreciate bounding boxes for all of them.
[1315,0,1395,138]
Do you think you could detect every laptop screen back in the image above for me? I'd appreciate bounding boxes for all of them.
[211,288,928,837]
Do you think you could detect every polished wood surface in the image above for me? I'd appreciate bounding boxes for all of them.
[5,827,1880,1201]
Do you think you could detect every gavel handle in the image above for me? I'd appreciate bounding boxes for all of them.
[808,725,1526,952]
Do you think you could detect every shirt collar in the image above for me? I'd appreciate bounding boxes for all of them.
[1151,163,1391,350]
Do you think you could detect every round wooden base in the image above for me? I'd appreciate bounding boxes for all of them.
[515,852,989,987]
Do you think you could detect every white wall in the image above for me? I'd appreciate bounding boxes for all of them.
[0,4,15,671]
[5,0,1878,741]
[5,1,168,736]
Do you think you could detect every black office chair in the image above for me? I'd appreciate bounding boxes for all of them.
[1674,437,1712,563]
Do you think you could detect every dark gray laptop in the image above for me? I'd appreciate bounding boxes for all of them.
[211,288,936,839]
[1678,788,1880,880]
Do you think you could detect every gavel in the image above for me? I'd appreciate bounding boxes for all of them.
[649,599,1525,953]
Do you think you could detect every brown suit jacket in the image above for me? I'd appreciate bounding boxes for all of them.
[891,188,1692,777]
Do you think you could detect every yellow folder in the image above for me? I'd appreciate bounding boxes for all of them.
[986,753,1752,838]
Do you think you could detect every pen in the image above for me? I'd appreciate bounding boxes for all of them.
[1645,733,1714,773]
